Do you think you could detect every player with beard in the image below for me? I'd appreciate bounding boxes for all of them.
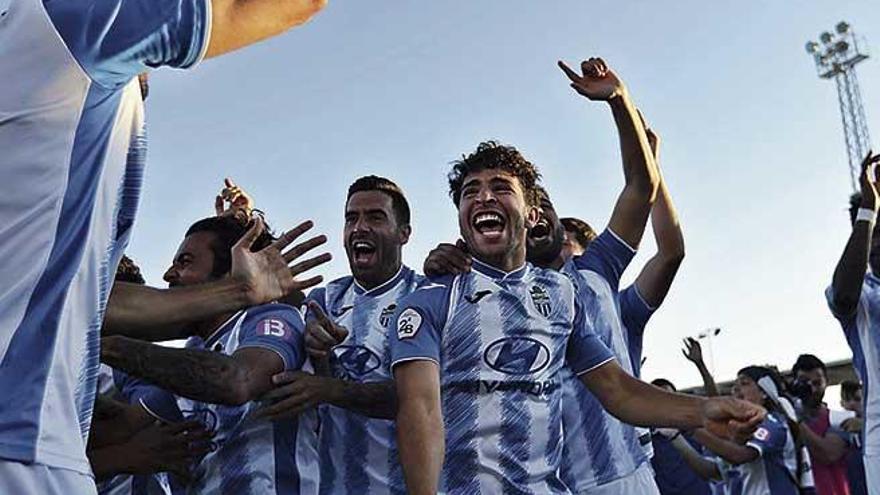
[258,176,423,494]
[392,135,765,494]
[423,58,685,494]
[826,150,880,495]
[101,216,325,494]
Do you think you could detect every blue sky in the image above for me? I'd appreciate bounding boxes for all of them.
[129,0,880,388]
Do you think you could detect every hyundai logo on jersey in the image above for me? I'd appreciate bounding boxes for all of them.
[483,337,551,375]
[332,345,383,379]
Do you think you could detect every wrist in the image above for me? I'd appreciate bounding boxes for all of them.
[856,207,877,224]
[606,87,631,108]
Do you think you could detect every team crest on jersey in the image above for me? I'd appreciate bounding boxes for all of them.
[529,285,552,318]
[379,304,397,328]
[397,308,422,339]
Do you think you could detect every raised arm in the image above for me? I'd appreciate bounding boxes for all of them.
[103,219,330,340]
[830,151,880,316]
[205,0,328,58]
[394,361,444,495]
[581,361,764,443]
[559,57,659,249]
[101,337,284,406]
[682,337,719,397]
[633,125,685,307]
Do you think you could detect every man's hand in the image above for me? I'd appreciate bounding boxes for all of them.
[682,337,705,366]
[858,150,880,212]
[256,371,335,420]
[215,177,254,224]
[126,420,213,479]
[423,241,471,278]
[304,301,349,360]
[701,397,766,444]
[232,217,332,306]
[842,416,864,434]
[558,57,627,102]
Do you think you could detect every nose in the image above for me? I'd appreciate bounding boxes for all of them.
[163,265,178,284]
[475,186,496,204]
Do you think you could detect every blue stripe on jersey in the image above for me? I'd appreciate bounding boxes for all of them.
[274,419,300,495]
[217,409,257,492]
[343,294,376,493]
[498,292,533,494]
[0,84,120,461]
[444,276,482,493]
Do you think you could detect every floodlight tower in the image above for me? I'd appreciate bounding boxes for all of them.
[806,22,872,191]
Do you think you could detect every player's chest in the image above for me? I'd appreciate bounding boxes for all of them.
[328,292,402,381]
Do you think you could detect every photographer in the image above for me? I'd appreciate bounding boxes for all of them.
[791,354,851,495]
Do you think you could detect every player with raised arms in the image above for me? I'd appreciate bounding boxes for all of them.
[0,0,329,491]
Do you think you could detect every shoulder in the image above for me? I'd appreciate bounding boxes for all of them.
[243,303,305,327]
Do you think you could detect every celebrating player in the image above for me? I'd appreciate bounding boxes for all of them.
[260,176,424,494]
[826,150,880,495]
[0,0,328,490]
[392,135,765,494]
[101,216,322,494]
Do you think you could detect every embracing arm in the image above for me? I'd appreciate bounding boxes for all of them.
[693,428,759,466]
[322,379,396,419]
[205,0,328,58]
[258,372,396,420]
[101,336,283,406]
[831,152,880,316]
[394,361,444,495]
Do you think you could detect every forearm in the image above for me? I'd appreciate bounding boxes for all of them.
[695,362,719,397]
[588,369,704,429]
[669,434,722,481]
[326,379,397,420]
[89,443,141,481]
[103,281,250,340]
[608,93,659,201]
[397,404,444,495]
[693,428,757,465]
[652,178,684,260]
[799,423,846,463]
[88,395,151,449]
[101,336,255,405]
[831,222,872,315]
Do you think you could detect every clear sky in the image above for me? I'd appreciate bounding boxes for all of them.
[128,0,880,389]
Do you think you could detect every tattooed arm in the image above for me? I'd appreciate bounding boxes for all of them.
[101,336,284,406]
[258,372,397,420]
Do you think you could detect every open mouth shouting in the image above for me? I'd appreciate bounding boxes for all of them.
[472,209,507,242]
[529,218,551,243]
[349,238,378,266]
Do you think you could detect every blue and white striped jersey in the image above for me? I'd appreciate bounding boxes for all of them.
[827,274,880,458]
[726,412,814,495]
[0,0,209,474]
[558,229,654,491]
[307,267,424,495]
[131,304,320,494]
[390,261,615,494]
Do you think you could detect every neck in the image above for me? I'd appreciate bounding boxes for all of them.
[194,311,236,340]
[356,262,402,290]
[475,245,526,273]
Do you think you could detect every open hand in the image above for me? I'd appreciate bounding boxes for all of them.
[231,217,332,306]
[701,397,766,444]
[127,420,213,480]
[558,57,626,101]
[681,337,704,366]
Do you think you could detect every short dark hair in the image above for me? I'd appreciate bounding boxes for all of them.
[651,378,676,391]
[115,255,145,284]
[347,175,411,226]
[841,380,862,400]
[448,141,542,207]
[185,216,275,278]
[792,354,827,378]
[561,217,598,248]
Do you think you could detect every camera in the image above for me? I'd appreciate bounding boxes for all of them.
[789,377,814,402]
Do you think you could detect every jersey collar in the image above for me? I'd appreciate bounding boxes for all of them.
[353,265,409,297]
[202,310,245,348]
[471,258,529,282]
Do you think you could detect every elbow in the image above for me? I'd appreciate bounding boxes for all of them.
[218,370,258,406]
[277,0,328,30]
[659,248,685,270]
